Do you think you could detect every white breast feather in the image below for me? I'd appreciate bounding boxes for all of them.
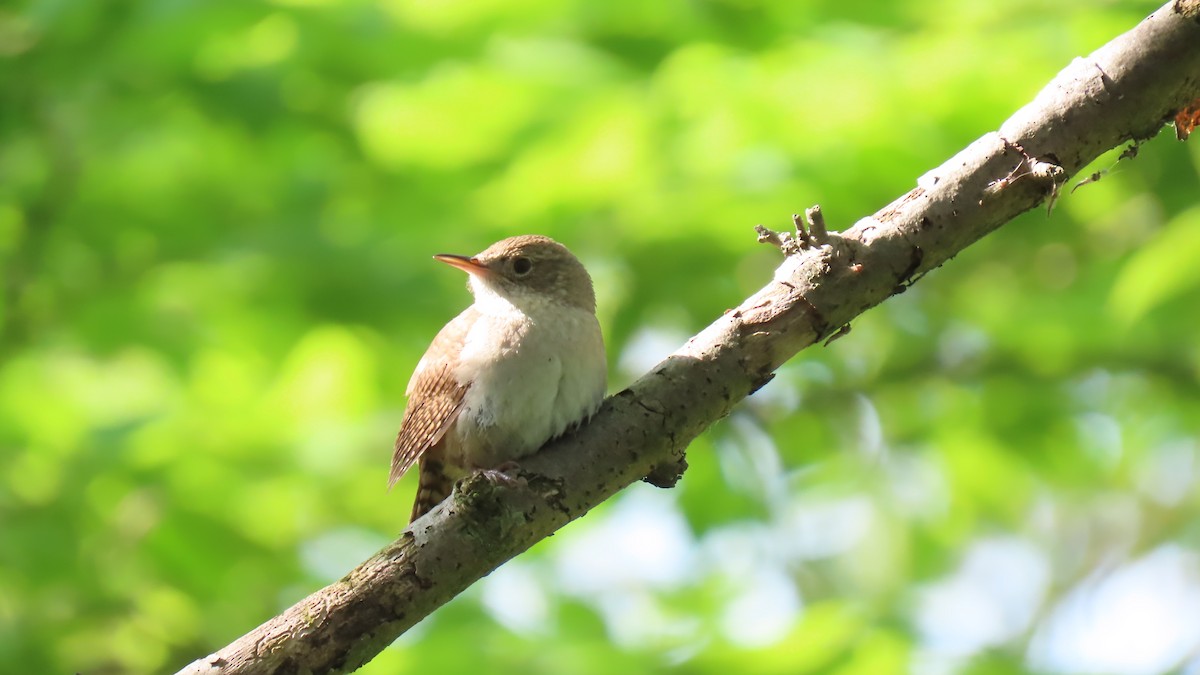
[446,278,605,469]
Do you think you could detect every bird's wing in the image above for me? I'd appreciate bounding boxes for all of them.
[388,309,475,490]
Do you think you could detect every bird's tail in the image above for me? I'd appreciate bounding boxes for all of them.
[410,456,454,522]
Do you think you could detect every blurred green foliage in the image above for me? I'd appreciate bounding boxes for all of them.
[2,0,1199,673]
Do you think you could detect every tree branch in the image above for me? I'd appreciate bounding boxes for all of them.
[176,2,1200,673]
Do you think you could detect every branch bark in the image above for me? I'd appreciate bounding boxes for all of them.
[176,2,1200,673]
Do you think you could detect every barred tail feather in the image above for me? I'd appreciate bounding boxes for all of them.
[410,457,454,522]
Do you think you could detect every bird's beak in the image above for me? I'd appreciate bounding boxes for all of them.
[433,254,490,277]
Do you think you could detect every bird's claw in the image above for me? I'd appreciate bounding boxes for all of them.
[481,463,526,489]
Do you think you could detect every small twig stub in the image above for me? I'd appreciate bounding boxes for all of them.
[755,205,831,256]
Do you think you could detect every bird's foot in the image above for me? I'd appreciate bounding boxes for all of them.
[480,462,526,488]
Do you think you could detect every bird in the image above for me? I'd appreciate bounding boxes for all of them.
[389,235,607,522]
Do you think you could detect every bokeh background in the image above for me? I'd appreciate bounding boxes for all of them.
[3,0,1200,673]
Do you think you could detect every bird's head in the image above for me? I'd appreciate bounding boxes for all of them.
[434,235,596,314]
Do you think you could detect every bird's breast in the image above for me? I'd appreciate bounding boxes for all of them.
[446,302,606,470]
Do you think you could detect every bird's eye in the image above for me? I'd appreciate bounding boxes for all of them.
[512,257,533,276]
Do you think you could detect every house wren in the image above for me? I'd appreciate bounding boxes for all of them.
[389,235,607,522]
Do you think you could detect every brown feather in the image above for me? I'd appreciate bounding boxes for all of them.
[410,454,456,521]
[388,308,475,491]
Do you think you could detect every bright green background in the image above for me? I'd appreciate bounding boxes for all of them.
[3,1,1200,673]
